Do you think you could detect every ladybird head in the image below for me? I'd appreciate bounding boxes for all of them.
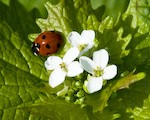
[32,42,40,56]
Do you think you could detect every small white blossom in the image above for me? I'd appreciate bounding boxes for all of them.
[80,49,117,93]
[45,47,83,88]
[68,30,95,56]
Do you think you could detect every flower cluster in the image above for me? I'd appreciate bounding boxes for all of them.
[45,30,117,94]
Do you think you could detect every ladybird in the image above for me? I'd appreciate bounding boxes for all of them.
[32,31,63,56]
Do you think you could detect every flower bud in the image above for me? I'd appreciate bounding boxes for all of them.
[76,90,85,98]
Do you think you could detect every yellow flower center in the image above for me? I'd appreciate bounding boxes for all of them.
[93,66,103,77]
[78,44,87,51]
[60,62,68,72]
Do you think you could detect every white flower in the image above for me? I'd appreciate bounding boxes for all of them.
[45,47,83,88]
[68,30,95,56]
[79,49,117,93]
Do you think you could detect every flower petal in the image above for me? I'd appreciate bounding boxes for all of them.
[57,86,68,96]
[80,30,95,44]
[84,76,103,93]
[44,56,62,70]
[67,61,83,77]
[93,49,109,69]
[68,31,80,47]
[79,56,96,74]
[103,65,117,80]
[49,68,67,88]
[63,47,79,64]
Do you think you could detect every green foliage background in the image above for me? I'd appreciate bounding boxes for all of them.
[0,0,150,119]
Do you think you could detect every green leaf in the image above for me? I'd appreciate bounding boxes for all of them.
[124,0,150,33]
[1,0,47,17]
[24,95,90,120]
[86,72,146,112]
[105,69,150,119]
[35,0,93,35]
[18,0,47,17]
[0,1,48,119]
[90,0,130,21]
[128,95,150,120]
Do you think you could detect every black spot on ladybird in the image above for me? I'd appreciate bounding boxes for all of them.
[47,52,51,55]
[42,35,46,39]
[46,44,51,49]
[57,43,60,48]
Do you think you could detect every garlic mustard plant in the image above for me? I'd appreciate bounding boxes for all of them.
[45,47,83,88]
[68,30,95,56]
[79,49,117,93]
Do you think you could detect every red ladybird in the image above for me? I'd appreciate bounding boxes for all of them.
[32,31,63,56]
